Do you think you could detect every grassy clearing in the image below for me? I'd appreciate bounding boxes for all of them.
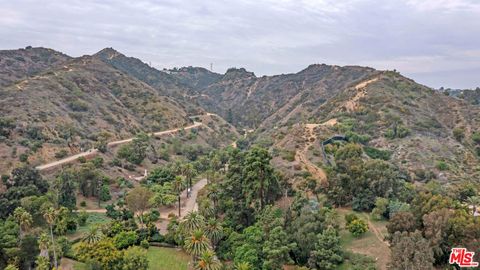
[147,246,191,270]
[67,212,111,240]
[337,208,390,270]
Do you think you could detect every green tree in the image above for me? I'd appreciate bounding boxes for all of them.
[117,133,150,165]
[386,212,417,235]
[262,226,295,269]
[13,207,32,238]
[371,197,389,220]
[235,262,253,270]
[182,212,206,236]
[243,147,280,211]
[74,238,123,269]
[38,232,50,258]
[43,207,58,269]
[308,227,343,270]
[204,218,223,249]
[56,170,77,209]
[83,226,103,244]
[35,256,50,270]
[172,176,185,217]
[184,230,212,261]
[122,246,148,270]
[125,186,153,226]
[113,231,138,249]
[389,230,434,270]
[195,250,222,270]
[347,219,368,237]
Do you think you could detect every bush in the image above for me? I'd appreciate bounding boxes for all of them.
[345,213,359,225]
[140,239,150,249]
[364,146,392,160]
[472,132,480,145]
[113,231,139,249]
[78,211,89,226]
[80,201,87,207]
[19,153,28,162]
[78,156,87,163]
[68,100,89,112]
[55,149,69,159]
[347,219,368,237]
[436,161,448,171]
[453,128,465,141]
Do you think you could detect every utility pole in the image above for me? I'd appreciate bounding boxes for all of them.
[210,63,213,71]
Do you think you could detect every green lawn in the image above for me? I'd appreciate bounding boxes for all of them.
[67,212,111,241]
[147,246,191,270]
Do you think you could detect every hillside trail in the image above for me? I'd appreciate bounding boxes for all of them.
[295,119,337,184]
[362,212,390,247]
[344,77,379,111]
[35,122,203,171]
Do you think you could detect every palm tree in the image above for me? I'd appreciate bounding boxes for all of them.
[38,233,50,258]
[468,196,480,216]
[83,226,103,244]
[195,250,222,270]
[204,219,223,249]
[181,212,206,235]
[43,207,58,269]
[207,184,219,212]
[234,262,252,270]
[13,207,32,238]
[199,199,215,219]
[182,163,197,198]
[184,229,211,261]
[172,176,185,217]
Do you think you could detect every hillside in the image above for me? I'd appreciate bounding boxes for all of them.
[94,48,203,114]
[0,53,193,174]
[262,71,480,184]
[0,46,71,86]
[186,64,378,129]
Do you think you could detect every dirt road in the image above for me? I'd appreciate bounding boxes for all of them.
[295,119,337,184]
[36,122,203,171]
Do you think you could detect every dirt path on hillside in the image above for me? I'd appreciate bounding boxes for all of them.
[35,122,203,171]
[345,77,379,111]
[295,119,337,184]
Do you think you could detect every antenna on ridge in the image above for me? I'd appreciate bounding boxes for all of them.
[210,63,213,71]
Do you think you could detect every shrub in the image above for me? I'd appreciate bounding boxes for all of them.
[78,156,87,163]
[436,161,448,171]
[472,132,480,145]
[347,219,368,237]
[78,211,89,226]
[345,213,359,225]
[453,128,465,142]
[80,201,87,207]
[55,149,69,159]
[364,146,392,160]
[113,231,138,249]
[68,100,89,112]
[140,239,150,249]
[19,153,28,162]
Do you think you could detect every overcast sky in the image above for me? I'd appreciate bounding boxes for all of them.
[1,0,479,88]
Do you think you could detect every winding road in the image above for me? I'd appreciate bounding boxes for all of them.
[35,122,203,171]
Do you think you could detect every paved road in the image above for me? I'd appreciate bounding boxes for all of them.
[76,178,208,219]
[36,122,203,171]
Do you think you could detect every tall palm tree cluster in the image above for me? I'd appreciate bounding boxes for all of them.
[181,212,223,270]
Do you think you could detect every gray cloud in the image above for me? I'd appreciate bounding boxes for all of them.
[0,0,479,88]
